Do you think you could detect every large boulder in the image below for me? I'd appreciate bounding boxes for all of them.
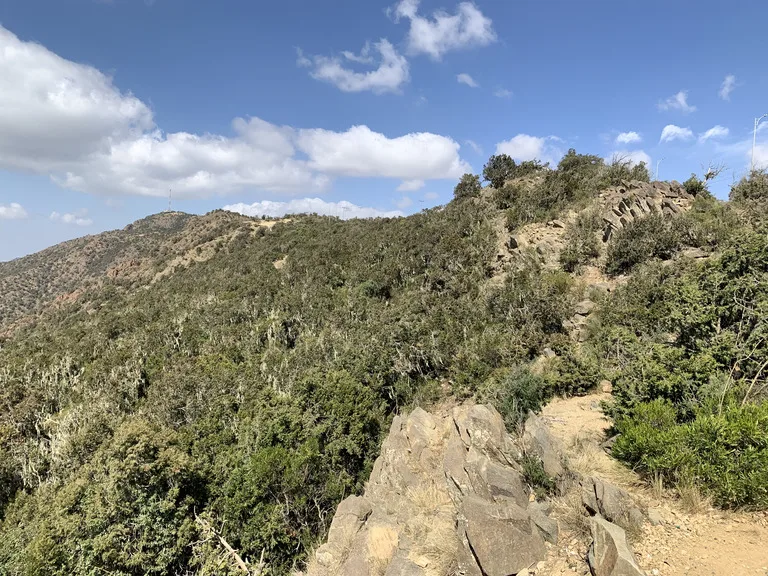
[587,517,646,576]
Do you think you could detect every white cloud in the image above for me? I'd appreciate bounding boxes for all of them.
[397,179,425,191]
[297,125,470,180]
[719,74,736,101]
[465,139,483,155]
[223,198,403,220]
[699,125,729,143]
[607,150,652,167]
[423,191,439,200]
[616,131,642,145]
[395,196,413,209]
[50,210,93,226]
[753,144,768,170]
[494,88,512,98]
[495,134,563,166]
[457,73,478,88]
[303,39,409,94]
[393,0,496,60]
[658,90,697,113]
[0,25,468,198]
[660,124,694,143]
[0,202,27,220]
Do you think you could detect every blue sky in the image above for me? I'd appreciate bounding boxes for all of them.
[1,0,766,261]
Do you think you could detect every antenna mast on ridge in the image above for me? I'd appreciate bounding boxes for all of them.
[168,189,172,212]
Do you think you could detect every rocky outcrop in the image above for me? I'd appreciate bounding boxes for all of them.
[308,405,562,576]
[599,180,694,242]
[587,517,646,576]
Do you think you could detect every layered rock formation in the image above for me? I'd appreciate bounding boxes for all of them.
[598,179,694,241]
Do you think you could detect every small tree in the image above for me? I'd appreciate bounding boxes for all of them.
[683,174,706,196]
[453,173,482,200]
[730,170,768,203]
[483,154,516,189]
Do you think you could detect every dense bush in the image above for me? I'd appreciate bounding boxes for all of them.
[730,169,768,203]
[483,155,546,189]
[613,400,768,509]
[595,228,768,507]
[559,209,603,272]
[605,214,680,275]
[453,173,482,200]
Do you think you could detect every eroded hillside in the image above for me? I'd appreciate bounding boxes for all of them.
[1,153,767,576]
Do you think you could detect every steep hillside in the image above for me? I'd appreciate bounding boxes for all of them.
[1,153,766,576]
[0,210,255,333]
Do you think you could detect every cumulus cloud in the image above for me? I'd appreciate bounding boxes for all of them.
[699,125,729,143]
[223,198,403,220]
[495,134,563,166]
[0,202,28,220]
[297,125,470,180]
[607,150,651,167]
[719,74,736,101]
[494,88,512,98]
[616,131,642,145]
[0,25,468,198]
[658,90,697,113]
[302,39,409,94]
[660,124,694,143]
[457,73,478,87]
[50,210,93,226]
[392,0,496,59]
[397,179,425,191]
[753,144,768,170]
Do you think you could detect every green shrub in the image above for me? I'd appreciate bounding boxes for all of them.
[730,170,768,203]
[559,209,603,272]
[613,400,768,509]
[479,366,548,429]
[453,173,482,200]
[683,174,706,196]
[483,154,517,189]
[605,215,680,275]
[605,155,651,185]
[521,455,556,499]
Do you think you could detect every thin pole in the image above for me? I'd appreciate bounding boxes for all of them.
[168,189,172,212]
[655,158,664,181]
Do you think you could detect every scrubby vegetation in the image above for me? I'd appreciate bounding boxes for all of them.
[2,156,767,574]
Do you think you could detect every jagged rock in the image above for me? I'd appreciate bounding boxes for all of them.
[310,404,553,576]
[523,413,568,483]
[459,495,546,576]
[529,502,559,543]
[542,347,557,359]
[581,477,644,529]
[575,300,597,315]
[600,380,613,393]
[682,247,707,259]
[508,236,519,250]
[587,517,646,576]
[552,219,566,229]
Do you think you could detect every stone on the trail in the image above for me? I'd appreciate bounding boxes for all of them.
[581,477,644,529]
[575,299,597,315]
[600,380,613,393]
[646,508,665,526]
[529,502,559,544]
[587,517,645,576]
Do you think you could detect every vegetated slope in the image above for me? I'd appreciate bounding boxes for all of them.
[0,152,766,576]
[0,210,255,333]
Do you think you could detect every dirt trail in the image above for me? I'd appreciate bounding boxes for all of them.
[536,393,768,576]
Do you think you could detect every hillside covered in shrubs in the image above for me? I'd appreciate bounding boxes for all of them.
[1,151,768,575]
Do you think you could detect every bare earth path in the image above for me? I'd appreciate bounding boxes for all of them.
[536,393,768,576]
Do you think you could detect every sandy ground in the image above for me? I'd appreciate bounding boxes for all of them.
[532,393,768,576]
